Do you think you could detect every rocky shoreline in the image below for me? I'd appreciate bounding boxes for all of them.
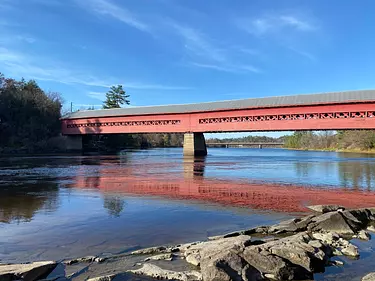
[2,205,375,281]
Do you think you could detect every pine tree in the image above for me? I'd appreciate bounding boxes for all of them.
[103,85,130,109]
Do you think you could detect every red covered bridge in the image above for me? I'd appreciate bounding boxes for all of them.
[61,90,375,156]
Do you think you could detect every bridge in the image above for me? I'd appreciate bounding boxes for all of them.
[206,142,284,148]
[61,90,375,156]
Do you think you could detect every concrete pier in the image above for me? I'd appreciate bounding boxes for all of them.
[183,133,207,156]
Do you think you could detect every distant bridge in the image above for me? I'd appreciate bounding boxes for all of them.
[61,90,375,156]
[206,142,284,148]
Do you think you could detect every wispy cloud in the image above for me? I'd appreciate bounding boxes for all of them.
[279,16,315,31]
[171,23,225,62]
[87,91,105,100]
[171,22,261,74]
[0,47,191,91]
[191,62,261,74]
[78,0,149,32]
[287,46,316,62]
[237,14,316,36]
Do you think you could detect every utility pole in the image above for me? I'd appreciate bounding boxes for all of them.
[70,102,73,113]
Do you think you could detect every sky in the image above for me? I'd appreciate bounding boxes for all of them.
[1,0,375,137]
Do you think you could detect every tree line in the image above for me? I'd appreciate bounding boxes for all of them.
[0,73,62,153]
[207,135,285,144]
[284,131,375,151]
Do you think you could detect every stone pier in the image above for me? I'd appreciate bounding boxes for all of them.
[183,133,207,156]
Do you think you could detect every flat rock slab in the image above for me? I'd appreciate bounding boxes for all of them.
[183,235,252,267]
[0,261,57,281]
[129,264,202,281]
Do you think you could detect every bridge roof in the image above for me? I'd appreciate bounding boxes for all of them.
[63,89,375,119]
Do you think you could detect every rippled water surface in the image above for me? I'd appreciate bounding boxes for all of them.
[1,148,375,279]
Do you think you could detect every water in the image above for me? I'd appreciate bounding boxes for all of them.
[1,148,375,279]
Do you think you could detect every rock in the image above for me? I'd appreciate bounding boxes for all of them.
[240,233,327,280]
[87,274,116,281]
[349,209,372,225]
[341,210,369,231]
[94,257,107,263]
[186,254,200,266]
[64,256,96,265]
[311,232,359,258]
[307,205,345,213]
[262,233,327,273]
[354,230,371,241]
[131,246,169,255]
[243,246,311,280]
[268,215,315,234]
[308,212,355,235]
[201,250,262,281]
[368,225,375,233]
[312,232,340,246]
[129,263,202,281]
[340,243,359,258]
[363,272,375,281]
[183,235,252,267]
[0,261,57,281]
[144,253,174,262]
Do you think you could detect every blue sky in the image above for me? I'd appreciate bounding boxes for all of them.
[1,0,374,115]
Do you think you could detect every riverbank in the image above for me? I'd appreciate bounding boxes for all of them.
[284,147,375,154]
[2,205,375,281]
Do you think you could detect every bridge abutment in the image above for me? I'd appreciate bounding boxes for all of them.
[183,133,207,156]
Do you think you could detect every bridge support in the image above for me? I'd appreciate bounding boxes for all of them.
[65,135,83,152]
[183,133,207,156]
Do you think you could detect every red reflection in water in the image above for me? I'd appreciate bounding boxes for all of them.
[70,166,375,213]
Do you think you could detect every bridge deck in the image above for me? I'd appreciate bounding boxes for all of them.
[63,90,375,119]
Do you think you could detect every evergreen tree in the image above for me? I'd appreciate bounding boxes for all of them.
[103,85,130,109]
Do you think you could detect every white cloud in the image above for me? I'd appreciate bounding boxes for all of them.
[237,14,316,36]
[171,22,261,74]
[78,0,149,32]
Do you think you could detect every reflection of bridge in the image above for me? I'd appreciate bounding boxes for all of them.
[70,156,375,214]
[61,90,375,155]
[206,142,284,148]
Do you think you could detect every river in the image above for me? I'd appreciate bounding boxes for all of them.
[1,148,375,280]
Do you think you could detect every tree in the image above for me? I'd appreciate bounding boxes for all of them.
[103,85,130,109]
[0,73,62,150]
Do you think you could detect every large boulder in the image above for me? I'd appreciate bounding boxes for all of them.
[308,211,355,235]
[307,205,345,213]
[242,246,311,280]
[183,235,252,267]
[0,261,57,281]
[201,251,262,281]
[241,233,327,280]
